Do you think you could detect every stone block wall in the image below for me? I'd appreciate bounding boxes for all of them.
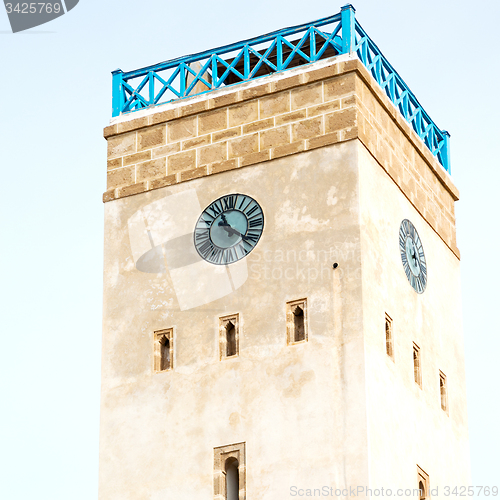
[103,56,459,257]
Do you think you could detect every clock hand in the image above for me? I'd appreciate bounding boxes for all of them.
[411,248,419,267]
[219,214,241,237]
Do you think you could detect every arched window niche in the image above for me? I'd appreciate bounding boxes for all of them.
[286,299,308,345]
[214,443,246,500]
[219,314,240,360]
[153,328,173,372]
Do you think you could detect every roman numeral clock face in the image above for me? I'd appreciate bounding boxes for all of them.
[399,219,427,293]
[194,194,264,265]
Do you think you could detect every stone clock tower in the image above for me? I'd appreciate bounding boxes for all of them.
[99,6,470,499]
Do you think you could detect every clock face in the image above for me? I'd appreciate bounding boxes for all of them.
[194,194,264,265]
[399,219,427,293]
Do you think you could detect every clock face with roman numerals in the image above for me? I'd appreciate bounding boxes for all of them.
[194,194,264,265]
[399,219,427,293]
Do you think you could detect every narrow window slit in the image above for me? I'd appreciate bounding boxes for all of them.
[226,321,237,357]
[154,328,173,372]
[440,371,448,412]
[385,313,393,358]
[286,299,308,345]
[293,306,305,342]
[413,343,422,387]
[225,457,239,500]
[160,337,170,371]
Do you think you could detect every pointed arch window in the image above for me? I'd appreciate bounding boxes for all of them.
[417,466,430,500]
[287,299,308,344]
[154,328,173,372]
[219,314,239,359]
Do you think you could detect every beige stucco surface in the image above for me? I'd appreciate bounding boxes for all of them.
[358,142,470,487]
[100,141,374,499]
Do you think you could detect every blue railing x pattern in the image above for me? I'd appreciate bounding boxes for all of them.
[111,4,451,173]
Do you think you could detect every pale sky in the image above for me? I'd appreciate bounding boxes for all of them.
[0,0,498,497]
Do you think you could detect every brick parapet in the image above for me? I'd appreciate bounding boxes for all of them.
[102,56,459,257]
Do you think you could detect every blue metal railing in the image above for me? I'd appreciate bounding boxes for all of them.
[111,4,450,173]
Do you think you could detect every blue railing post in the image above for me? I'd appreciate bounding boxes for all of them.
[441,131,451,173]
[341,4,356,54]
[111,69,124,117]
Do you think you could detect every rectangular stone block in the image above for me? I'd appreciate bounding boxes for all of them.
[151,108,177,125]
[241,83,272,101]
[149,174,177,190]
[210,159,238,174]
[341,94,359,108]
[357,112,377,154]
[303,64,338,83]
[179,166,208,182]
[167,150,196,174]
[107,158,122,171]
[103,124,117,138]
[342,126,359,141]
[199,142,227,165]
[359,81,378,118]
[182,135,211,150]
[117,116,148,134]
[228,101,258,127]
[102,188,116,203]
[168,116,197,142]
[152,142,181,158]
[240,150,270,167]
[307,100,341,117]
[260,92,290,119]
[275,109,307,126]
[123,150,152,167]
[107,132,136,159]
[243,118,274,134]
[179,100,208,117]
[228,134,258,158]
[306,131,340,150]
[137,158,167,182]
[198,109,228,135]
[271,141,305,159]
[107,165,135,189]
[209,92,241,108]
[118,181,148,198]
[340,59,360,73]
[325,108,357,134]
[138,125,166,151]
[291,117,323,141]
[260,125,290,149]
[291,82,323,110]
[324,74,356,101]
[213,127,241,142]
[275,74,302,92]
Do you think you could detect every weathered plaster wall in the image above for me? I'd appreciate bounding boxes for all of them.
[357,142,470,488]
[99,142,370,499]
